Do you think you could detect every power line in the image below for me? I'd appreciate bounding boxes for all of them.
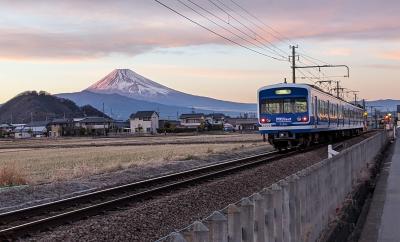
[228,0,293,45]
[154,0,287,61]
[296,68,314,83]
[298,51,330,65]
[215,0,290,56]
[185,0,286,58]
[298,59,322,80]
[207,0,288,59]
[227,0,333,68]
[178,0,285,59]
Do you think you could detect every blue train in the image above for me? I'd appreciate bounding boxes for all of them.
[257,83,365,149]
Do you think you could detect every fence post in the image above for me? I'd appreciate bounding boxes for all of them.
[278,179,290,242]
[192,221,210,242]
[271,183,283,242]
[240,198,255,242]
[207,211,228,242]
[227,204,241,242]
[253,193,266,242]
[296,170,307,241]
[261,187,274,242]
[287,174,299,242]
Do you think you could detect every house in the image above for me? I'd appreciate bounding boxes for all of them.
[50,118,75,137]
[130,111,159,134]
[0,124,12,137]
[113,120,131,134]
[225,117,259,131]
[159,119,180,129]
[75,117,113,136]
[179,113,205,129]
[205,113,226,125]
[25,121,50,137]
[12,125,31,139]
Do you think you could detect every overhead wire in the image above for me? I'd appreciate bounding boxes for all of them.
[214,0,290,57]
[226,0,332,69]
[180,0,286,59]
[154,0,288,61]
[228,0,292,45]
[206,0,288,59]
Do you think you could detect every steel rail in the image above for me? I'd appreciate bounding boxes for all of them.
[0,149,290,240]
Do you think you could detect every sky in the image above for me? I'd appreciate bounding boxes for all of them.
[0,0,399,104]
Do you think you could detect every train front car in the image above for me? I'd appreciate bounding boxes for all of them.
[258,83,311,150]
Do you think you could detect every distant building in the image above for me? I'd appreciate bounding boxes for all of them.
[225,117,259,131]
[75,117,113,136]
[159,119,180,129]
[12,125,31,139]
[179,113,205,128]
[205,113,226,126]
[113,120,131,133]
[0,124,12,137]
[50,118,74,137]
[130,111,159,134]
[25,121,50,137]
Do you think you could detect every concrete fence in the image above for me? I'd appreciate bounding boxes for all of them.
[157,131,390,242]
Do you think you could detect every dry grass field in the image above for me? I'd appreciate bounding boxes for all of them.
[0,133,262,150]
[0,141,265,186]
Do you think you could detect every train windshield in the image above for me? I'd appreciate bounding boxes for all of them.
[260,98,307,114]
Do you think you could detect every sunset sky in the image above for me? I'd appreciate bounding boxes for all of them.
[0,0,399,104]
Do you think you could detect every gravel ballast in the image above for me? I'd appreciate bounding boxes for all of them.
[23,132,376,242]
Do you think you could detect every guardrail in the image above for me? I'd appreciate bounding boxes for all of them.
[156,131,390,242]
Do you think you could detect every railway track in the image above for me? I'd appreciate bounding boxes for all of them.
[0,137,350,241]
[0,149,295,240]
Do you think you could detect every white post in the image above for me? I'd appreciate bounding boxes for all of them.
[328,144,339,158]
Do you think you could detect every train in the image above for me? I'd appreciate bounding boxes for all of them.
[257,83,365,150]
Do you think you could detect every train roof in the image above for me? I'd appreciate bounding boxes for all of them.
[258,83,364,110]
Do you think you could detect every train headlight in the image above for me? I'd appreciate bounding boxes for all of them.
[260,118,269,123]
[297,117,302,122]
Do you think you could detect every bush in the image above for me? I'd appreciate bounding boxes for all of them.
[157,127,198,133]
[0,165,27,187]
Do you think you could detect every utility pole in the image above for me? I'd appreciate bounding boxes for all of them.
[291,45,298,83]
[354,93,358,105]
[336,81,340,98]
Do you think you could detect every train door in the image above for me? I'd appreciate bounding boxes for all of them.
[337,104,339,127]
[328,100,330,127]
[314,96,318,127]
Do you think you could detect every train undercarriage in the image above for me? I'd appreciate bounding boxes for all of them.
[264,129,364,150]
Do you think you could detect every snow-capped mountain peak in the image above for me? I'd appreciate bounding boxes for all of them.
[86,69,173,96]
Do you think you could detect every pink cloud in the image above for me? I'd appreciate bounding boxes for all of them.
[379,51,400,61]
[0,0,399,60]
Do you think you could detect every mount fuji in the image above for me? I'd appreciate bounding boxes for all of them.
[57,69,256,119]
